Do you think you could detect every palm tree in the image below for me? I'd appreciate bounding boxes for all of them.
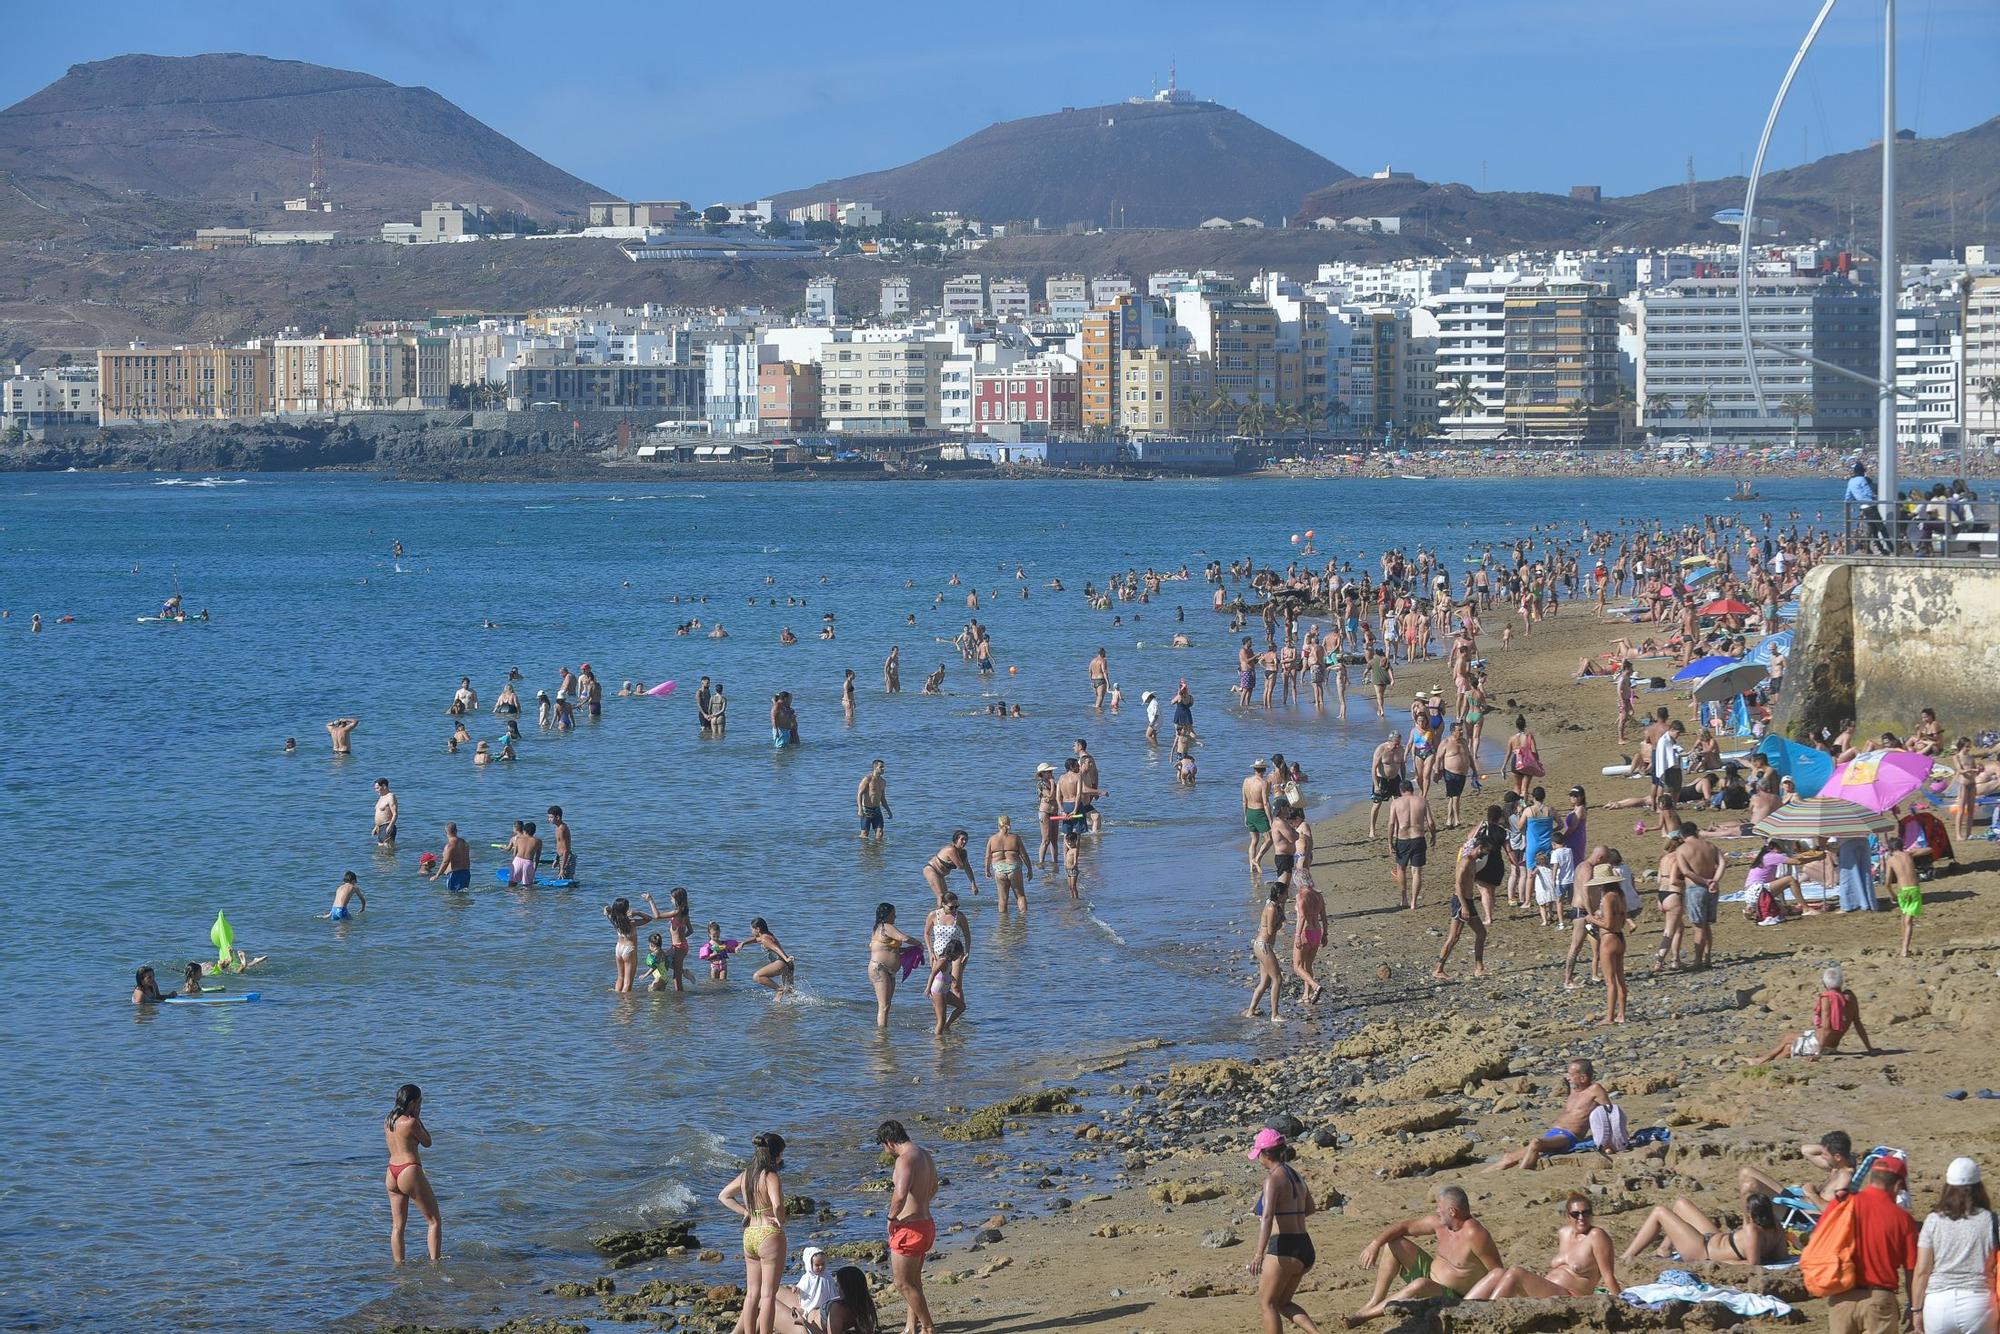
[1324,395,1350,436]
[1295,393,1324,440]
[1685,394,1714,448]
[1604,385,1636,447]
[1643,392,1673,442]
[1442,375,1482,436]
[1780,392,1814,450]
[1567,395,1592,441]
[1237,399,1269,440]
[1202,390,1234,434]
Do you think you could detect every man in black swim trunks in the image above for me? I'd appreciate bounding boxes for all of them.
[1436,826,1498,978]
[1387,779,1436,910]
[1437,722,1474,828]
[1269,800,1300,886]
[1367,733,1407,839]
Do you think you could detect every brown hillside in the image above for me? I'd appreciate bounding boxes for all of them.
[0,53,603,241]
[771,99,1350,230]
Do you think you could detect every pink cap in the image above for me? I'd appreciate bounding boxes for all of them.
[1246,1127,1287,1161]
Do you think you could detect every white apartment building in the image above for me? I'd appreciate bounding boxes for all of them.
[880,276,911,319]
[1090,275,1135,307]
[1146,271,1191,298]
[939,353,976,433]
[988,278,1030,322]
[804,277,839,325]
[1635,252,1698,290]
[1045,275,1089,318]
[818,338,948,432]
[1,364,99,428]
[1967,276,2000,450]
[1635,276,1877,441]
[1552,250,1640,297]
[941,274,986,319]
[1425,273,1520,438]
[704,338,767,435]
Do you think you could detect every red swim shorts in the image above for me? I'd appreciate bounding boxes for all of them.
[889,1217,936,1257]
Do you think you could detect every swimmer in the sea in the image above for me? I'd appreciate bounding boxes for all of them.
[323,871,367,920]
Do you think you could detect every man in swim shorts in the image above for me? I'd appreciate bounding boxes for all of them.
[1349,1186,1503,1323]
[1242,759,1274,870]
[1485,1059,1611,1171]
[878,1119,938,1334]
[1387,780,1436,910]
[856,759,891,841]
[507,822,542,886]
[546,806,575,880]
[372,778,398,845]
[430,823,471,892]
[324,871,366,921]
[1366,733,1406,839]
[327,717,358,754]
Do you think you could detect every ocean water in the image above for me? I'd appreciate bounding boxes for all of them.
[0,471,1839,1331]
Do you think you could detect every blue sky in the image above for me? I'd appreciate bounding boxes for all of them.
[2,0,1994,202]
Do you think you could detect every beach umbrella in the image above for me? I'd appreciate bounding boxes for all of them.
[1672,654,1738,682]
[1700,598,1754,617]
[1821,750,1936,813]
[1753,797,1897,840]
[1683,566,1722,585]
[1679,555,1712,567]
[1756,735,1836,798]
[1692,660,1767,703]
[1745,630,1793,666]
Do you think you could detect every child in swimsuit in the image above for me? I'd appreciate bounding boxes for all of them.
[705,922,733,981]
[644,932,671,992]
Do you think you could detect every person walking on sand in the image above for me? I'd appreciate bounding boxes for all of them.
[1366,734,1405,840]
[1435,827,1495,979]
[868,903,919,1027]
[876,1120,938,1334]
[717,1132,789,1334]
[1912,1157,1995,1334]
[1292,873,1326,1005]
[1246,881,1287,1024]
[1246,1128,1324,1334]
[1585,864,1630,1025]
[1387,779,1435,910]
[1347,1186,1504,1324]
[383,1083,442,1265]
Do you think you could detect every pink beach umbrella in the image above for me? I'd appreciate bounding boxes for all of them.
[1820,749,1936,813]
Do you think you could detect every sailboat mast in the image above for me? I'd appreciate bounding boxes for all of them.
[1878,0,1898,526]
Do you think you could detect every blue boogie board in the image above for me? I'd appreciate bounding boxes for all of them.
[494,867,574,888]
[164,992,260,1005]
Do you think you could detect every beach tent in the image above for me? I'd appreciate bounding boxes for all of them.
[1756,735,1835,798]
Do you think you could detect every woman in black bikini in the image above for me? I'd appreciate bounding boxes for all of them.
[1246,1128,1321,1334]
[1620,1191,1786,1267]
[1586,864,1628,1025]
[920,831,979,904]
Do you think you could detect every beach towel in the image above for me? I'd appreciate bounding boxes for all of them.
[1621,1270,1794,1318]
[1563,1125,1668,1155]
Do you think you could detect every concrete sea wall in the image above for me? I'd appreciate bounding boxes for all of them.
[1777,556,2000,743]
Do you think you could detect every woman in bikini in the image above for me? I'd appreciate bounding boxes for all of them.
[662,886,693,992]
[1586,865,1628,1025]
[1245,881,1287,1025]
[718,1132,789,1334]
[1034,765,1060,869]
[1290,874,1325,1006]
[983,815,1031,913]
[603,894,663,993]
[867,903,918,1027]
[1504,715,1544,799]
[384,1083,442,1264]
[1245,1129,1318,1334]
[920,830,979,904]
[819,1264,881,1334]
[747,918,795,993]
[1620,1191,1786,1267]
[1466,1193,1617,1301]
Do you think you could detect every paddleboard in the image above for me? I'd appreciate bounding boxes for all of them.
[164,992,260,1005]
[136,616,190,624]
[494,867,574,888]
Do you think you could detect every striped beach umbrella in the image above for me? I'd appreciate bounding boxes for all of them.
[1752,797,1897,840]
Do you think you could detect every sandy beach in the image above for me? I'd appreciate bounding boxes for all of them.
[497,601,2000,1334]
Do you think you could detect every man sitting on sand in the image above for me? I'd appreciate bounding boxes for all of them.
[1484,1059,1611,1171]
[1347,1186,1503,1325]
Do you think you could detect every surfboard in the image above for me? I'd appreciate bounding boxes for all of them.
[493,867,574,888]
[136,616,190,624]
[164,992,260,1005]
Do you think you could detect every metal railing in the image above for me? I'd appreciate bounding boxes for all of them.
[1842,499,2000,558]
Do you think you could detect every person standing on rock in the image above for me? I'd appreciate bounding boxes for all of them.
[717,1132,789,1334]
[876,1120,937,1334]
[1245,1128,1323,1334]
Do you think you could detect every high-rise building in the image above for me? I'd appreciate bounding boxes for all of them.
[98,344,271,424]
[1965,276,2000,451]
[880,276,911,320]
[704,337,767,434]
[1636,276,1877,441]
[1080,294,1173,430]
[1428,274,1519,439]
[941,274,986,319]
[1895,304,1961,450]
[804,276,839,325]
[818,338,948,431]
[988,278,1030,322]
[1501,282,1622,442]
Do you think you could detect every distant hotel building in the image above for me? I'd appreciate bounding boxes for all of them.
[98,345,271,424]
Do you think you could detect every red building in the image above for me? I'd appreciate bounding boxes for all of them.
[758,360,821,431]
[971,354,1080,431]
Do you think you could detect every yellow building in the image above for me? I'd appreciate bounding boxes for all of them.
[1118,347,1210,436]
[271,333,449,413]
[97,345,271,424]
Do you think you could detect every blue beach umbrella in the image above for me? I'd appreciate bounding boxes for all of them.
[1756,735,1835,798]
[1683,566,1721,585]
[1746,631,1793,666]
[1672,654,1737,682]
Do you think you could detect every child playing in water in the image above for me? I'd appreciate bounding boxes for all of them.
[644,932,671,992]
[928,940,965,1034]
[704,922,734,981]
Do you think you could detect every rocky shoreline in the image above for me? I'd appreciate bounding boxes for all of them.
[368,605,2000,1334]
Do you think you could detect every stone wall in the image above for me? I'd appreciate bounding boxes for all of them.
[1777,556,2000,742]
